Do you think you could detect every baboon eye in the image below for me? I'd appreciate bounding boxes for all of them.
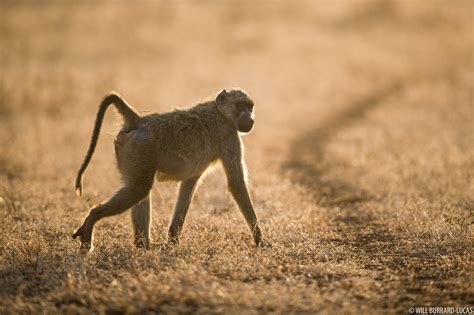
[237,102,253,112]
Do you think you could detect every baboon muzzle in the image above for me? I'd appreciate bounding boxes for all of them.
[237,113,254,133]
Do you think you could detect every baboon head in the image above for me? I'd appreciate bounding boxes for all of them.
[216,89,255,133]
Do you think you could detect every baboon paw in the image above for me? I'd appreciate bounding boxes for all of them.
[80,242,92,253]
[72,226,83,239]
[167,236,180,245]
[134,239,150,250]
[72,225,93,252]
[257,239,272,249]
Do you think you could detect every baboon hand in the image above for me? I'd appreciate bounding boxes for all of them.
[134,236,150,249]
[251,226,271,248]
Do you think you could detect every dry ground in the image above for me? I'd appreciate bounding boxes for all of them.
[0,1,473,314]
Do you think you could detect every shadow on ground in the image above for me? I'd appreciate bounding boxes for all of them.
[282,76,473,309]
[284,81,403,206]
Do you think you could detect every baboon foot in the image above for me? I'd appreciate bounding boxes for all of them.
[72,218,94,252]
[256,239,272,249]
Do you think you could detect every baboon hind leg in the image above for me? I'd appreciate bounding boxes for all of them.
[168,176,201,244]
[131,192,152,249]
[73,177,154,251]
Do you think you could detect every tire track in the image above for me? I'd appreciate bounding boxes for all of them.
[284,80,403,206]
[282,68,472,310]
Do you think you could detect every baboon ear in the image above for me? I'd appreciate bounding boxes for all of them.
[216,89,234,122]
[216,89,228,106]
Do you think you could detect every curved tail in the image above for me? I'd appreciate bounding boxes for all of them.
[75,92,141,197]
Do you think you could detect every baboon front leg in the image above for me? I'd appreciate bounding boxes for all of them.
[222,149,263,246]
[131,192,152,249]
[227,176,263,246]
[168,176,200,244]
[73,183,152,251]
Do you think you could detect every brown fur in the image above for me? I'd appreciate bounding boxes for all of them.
[72,89,263,251]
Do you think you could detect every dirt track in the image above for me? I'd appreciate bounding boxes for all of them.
[1,1,473,314]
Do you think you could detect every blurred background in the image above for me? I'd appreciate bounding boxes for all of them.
[0,1,473,313]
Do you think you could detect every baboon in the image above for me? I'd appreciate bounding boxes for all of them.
[72,89,264,251]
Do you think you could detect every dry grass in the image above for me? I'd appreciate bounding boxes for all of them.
[0,1,473,314]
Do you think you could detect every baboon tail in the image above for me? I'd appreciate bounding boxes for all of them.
[75,92,141,197]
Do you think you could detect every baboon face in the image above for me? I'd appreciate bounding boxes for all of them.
[216,89,255,133]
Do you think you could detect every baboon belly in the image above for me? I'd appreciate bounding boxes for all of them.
[155,127,213,181]
[155,144,212,181]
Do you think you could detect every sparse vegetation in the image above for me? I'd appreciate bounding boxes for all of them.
[0,1,472,314]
